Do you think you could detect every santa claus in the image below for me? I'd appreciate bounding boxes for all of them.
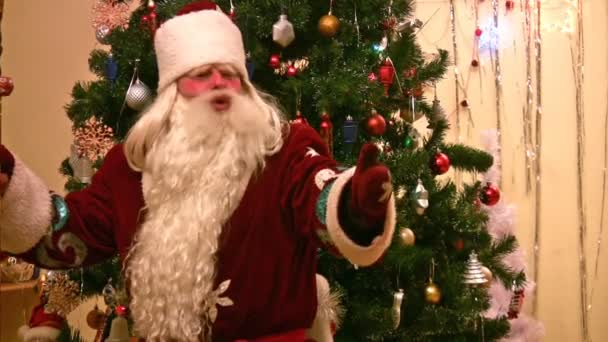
[0,1,396,341]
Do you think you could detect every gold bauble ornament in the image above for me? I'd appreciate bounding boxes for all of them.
[399,228,415,246]
[481,266,493,287]
[424,281,442,304]
[318,14,340,37]
[86,305,106,330]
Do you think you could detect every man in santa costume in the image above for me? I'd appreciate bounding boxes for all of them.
[0,1,396,341]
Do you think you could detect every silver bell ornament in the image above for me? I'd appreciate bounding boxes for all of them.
[126,77,152,111]
[105,315,130,342]
[463,251,489,286]
[96,25,111,45]
[412,179,429,215]
[273,14,295,48]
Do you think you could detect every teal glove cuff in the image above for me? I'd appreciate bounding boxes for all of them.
[50,194,69,232]
[316,181,335,226]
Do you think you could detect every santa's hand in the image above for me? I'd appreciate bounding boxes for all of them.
[0,144,15,197]
[349,143,392,227]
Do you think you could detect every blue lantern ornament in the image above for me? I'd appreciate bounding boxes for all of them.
[342,115,358,155]
[246,59,255,80]
[105,53,118,84]
[246,52,255,80]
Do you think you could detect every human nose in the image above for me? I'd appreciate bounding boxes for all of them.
[209,69,228,89]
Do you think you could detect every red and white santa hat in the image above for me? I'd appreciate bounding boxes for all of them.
[154,0,248,92]
[18,304,64,342]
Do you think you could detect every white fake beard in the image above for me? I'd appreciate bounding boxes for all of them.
[126,90,273,341]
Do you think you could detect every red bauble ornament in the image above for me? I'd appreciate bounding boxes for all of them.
[269,54,281,69]
[229,7,237,21]
[366,112,387,136]
[381,16,397,30]
[430,152,451,175]
[480,183,501,206]
[115,305,127,316]
[291,111,308,125]
[404,67,417,79]
[320,119,331,130]
[378,59,395,97]
[143,0,159,35]
[471,59,479,67]
[368,72,378,82]
[505,0,515,11]
[286,65,297,77]
[475,28,483,37]
[453,238,465,251]
[0,76,14,97]
[405,87,424,98]
[319,113,334,157]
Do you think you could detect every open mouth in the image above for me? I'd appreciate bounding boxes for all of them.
[210,94,232,112]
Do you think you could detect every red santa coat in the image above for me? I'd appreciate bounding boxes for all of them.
[0,123,395,341]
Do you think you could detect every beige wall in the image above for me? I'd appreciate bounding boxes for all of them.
[0,285,40,342]
[2,0,97,192]
[1,1,607,341]
[414,1,608,341]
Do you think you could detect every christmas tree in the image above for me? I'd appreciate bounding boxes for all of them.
[41,0,536,340]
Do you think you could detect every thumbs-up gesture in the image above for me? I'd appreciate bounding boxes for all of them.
[350,143,393,227]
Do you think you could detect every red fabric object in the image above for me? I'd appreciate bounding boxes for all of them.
[0,144,15,178]
[319,113,333,157]
[378,59,395,96]
[15,124,355,341]
[177,0,218,15]
[28,304,64,330]
[350,143,391,227]
[234,329,307,342]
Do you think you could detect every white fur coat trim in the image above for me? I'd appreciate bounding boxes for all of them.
[325,167,396,267]
[18,325,61,342]
[307,274,334,342]
[0,157,52,254]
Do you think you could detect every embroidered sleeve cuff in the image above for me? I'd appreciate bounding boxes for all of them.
[325,167,396,266]
[0,158,52,254]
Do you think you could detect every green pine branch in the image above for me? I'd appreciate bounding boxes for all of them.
[58,325,84,342]
[441,144,494,173]
[67,257,123,299]
[424,118,449,151]
[416,49,449,85]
